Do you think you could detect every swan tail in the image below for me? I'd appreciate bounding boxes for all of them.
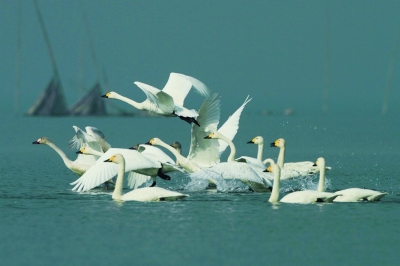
[367,192,387,201]
[322,194,341,203]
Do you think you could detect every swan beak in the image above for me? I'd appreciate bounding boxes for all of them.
[101,92,110,98]
[104,158,112,162]
[264,165,272,172]
[313,163,317,166]
[128,146,136,150]
[204,133,213,139]
[247,140,254,144]
[76,151,83,154]
[32,140,40,144]
[270,142,276,147]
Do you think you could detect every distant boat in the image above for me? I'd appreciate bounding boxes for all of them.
[68,82,107,116]
[27,75,69,116]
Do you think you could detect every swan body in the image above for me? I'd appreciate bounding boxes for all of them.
[102,72,210,125]
[266,162,339,204]
[105,154,188,202]
[203,131,273,192]
[70,148,164,192]
[169,94,252,168]
[270,138,331,178]
[313,158,387,202]
[33,137,97,176]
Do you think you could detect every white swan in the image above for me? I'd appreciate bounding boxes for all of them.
[266,162,339,204]
[68,126,111,153]
[102,72,210,126]
[70,148,167,192]
[270,138,331,178]
[104,154,189,202]
[201,131,273,192]
[146,94,251,170]
[33,137,97,176]
[313,157,387,202]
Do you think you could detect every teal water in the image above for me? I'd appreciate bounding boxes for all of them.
[1,114,399,265]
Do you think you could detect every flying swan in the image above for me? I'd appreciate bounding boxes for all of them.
[102,72,210,126]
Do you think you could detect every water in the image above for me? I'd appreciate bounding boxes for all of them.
[1,114,399,265]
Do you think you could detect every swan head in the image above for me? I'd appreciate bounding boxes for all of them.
[270,138,285,148]
[313,157,326,169]
[32,137,50,145]
[247,136,264,145]
[264,163,280,174]
[104,154,124,164]
[170,141,182,153]
[76,146,96,155]
[204,132,222,139]
[101,91,118,99]
[146,138,162,146]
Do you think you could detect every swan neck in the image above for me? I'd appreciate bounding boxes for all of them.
[47,142,72,169]
[277,147,285,168]
[114,93,143,109]
[269,167,280,203]
[112,159,125,200]
[257,143,264,161]
[219,134,236,162]
[317,167,326,192]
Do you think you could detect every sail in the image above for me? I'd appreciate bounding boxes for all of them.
[68,82,107,116]
[27,75,69,116]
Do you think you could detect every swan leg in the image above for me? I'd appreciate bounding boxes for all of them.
[157,168,171,180]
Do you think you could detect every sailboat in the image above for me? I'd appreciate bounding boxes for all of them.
[27,0,69,116]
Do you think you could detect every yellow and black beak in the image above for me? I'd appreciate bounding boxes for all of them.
[101,92,110,98]
[204,133,213,139]
[264,165,272,172]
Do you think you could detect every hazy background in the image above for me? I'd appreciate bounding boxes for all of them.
[1,0,400,117]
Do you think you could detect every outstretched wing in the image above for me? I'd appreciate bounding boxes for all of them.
[162,73,210,106]
[68,125,99,151]
[70,148,160,192]
[217,96,252,155]
[187,93,221,167]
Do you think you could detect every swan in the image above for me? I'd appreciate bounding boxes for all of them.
[270,138,331,178]
[70,148,168,192]
[33,137,97,176]
[202,131,273,192]
[313,157,387,202]
[102,72,210,126]
[68,125,111,155]
[104,154,189,202]
[266,162,339,204]
[145,93,251,171]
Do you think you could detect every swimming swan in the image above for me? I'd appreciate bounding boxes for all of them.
[102,72,210,126]
[70,148,167,192]
[266,162,339,204]
[270,138,331,178]
[313,157,387,202]
[104,154,189,202]
[33,137,97,176]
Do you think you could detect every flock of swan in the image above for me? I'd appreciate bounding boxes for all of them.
[33,72,387,203]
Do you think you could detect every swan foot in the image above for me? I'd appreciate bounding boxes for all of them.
[157,169,171,180]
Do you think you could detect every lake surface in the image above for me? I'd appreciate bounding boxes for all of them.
[1,113,399,265]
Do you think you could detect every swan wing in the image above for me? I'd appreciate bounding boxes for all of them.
[138,144,175,164]
[334,188,387,202]
[173,105,199,118]
[85,126,112,152]
[134,81,174,113]
[217,96,252,155]
[70,148,160,192]
[162,73,210,106]
[68,125,98,150]
[187,94,221,167]
[126,171,152,189]
[235,156,266,170]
